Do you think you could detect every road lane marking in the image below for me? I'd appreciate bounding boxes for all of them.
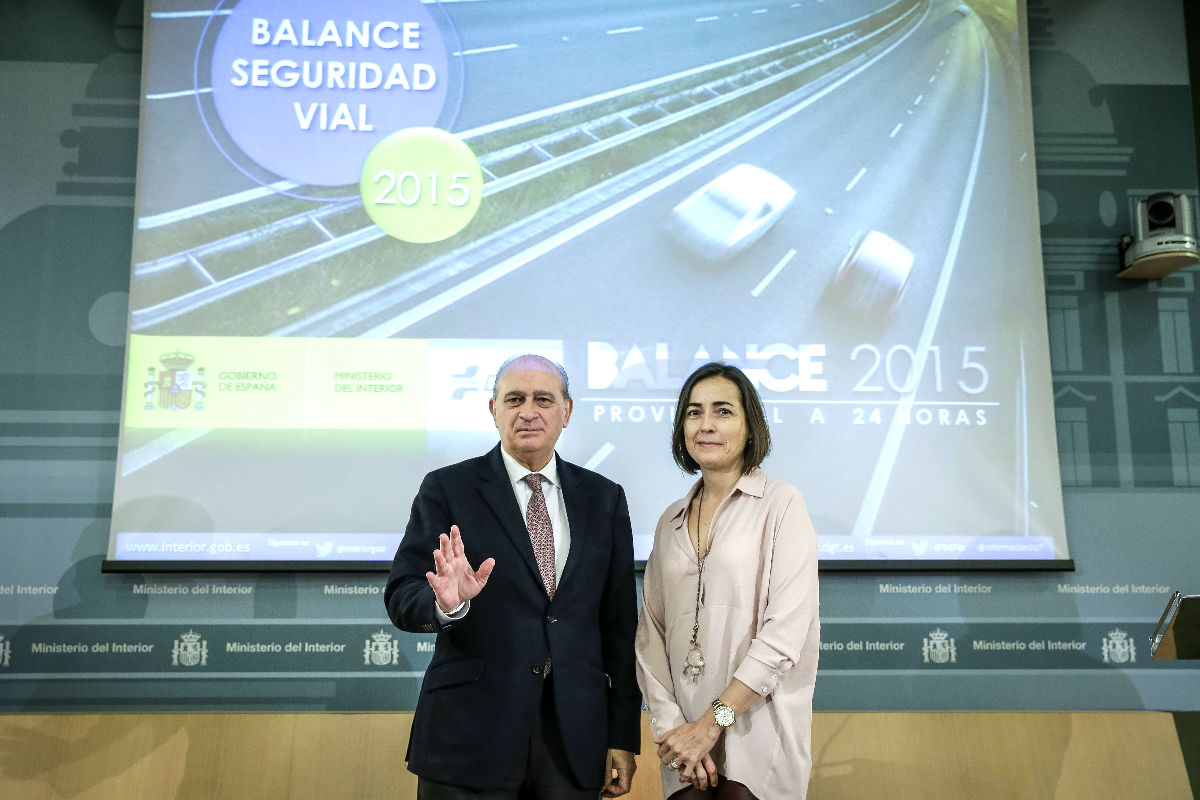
[146,88,212,100]
[751,248,797,297]
[1019,339,1029,533]
[696,16,720,23]
[607,26,644,35]
[150,9,231,17]
[121,428,213,476]
[584,443,615,470]
[890,123,903,138]
[852,27,993,536]
[453,43,518,56]
[914,94,924,105]
[845,167,867,191]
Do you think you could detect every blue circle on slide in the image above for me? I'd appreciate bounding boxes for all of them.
[210,0,449,187]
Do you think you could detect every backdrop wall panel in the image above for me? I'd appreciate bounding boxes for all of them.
[0,0,1198,713]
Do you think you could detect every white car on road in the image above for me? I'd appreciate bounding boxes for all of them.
[830,230,914,315]
[666,164,796,260]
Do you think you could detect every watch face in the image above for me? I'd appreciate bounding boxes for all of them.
[713,702,735,727]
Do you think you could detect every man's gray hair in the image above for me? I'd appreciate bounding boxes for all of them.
[492,354,571,401]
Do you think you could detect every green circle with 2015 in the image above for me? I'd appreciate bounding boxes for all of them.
[360,128,483,244]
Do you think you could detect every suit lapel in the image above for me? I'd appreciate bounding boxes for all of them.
[478,445,544,590]
[557,458,589,592]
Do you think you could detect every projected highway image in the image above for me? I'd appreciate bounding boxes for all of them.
[111,0,1068,567]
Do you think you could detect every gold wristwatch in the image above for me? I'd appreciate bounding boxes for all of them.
[711,698,735,728]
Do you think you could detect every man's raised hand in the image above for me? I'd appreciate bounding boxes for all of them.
[425,525,495,612]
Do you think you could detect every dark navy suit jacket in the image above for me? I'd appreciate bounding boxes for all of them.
[384,444,641,791]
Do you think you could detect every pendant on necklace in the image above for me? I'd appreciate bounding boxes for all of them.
[683,642,705,684]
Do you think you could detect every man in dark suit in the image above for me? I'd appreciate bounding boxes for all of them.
[385,354,640,799]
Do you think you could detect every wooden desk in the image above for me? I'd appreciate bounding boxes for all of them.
[0,711,1191,799]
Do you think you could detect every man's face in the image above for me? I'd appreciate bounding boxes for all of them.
[490,365,573,472]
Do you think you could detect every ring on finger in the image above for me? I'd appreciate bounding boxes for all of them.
[668,759,680,770]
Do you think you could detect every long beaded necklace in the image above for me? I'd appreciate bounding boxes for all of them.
[682,486,707,685]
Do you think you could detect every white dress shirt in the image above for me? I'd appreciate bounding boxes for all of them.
[498,447,571,583]
[436,448,572,622]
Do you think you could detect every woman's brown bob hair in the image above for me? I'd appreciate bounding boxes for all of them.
[671,362,772,475]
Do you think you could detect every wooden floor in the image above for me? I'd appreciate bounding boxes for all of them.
[0,711,1191,799]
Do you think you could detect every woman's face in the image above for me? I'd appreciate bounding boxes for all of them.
[683,376,749,475]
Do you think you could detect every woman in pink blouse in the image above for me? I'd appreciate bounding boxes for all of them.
[635,363,820,799]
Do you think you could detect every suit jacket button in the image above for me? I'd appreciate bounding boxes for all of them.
[532,664,543,675]
[546,616,557,624]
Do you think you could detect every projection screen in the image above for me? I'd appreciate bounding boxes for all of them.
[105,0,1071,570]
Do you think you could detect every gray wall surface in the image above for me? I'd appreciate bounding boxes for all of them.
[0,0,1198,713]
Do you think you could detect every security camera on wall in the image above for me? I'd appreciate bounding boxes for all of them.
[1118,192,1200,279]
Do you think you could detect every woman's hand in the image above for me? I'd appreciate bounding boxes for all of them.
[654,717,721,789]
[680,754,718,790]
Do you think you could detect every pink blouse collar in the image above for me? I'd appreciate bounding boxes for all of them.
[669,468,767,531]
